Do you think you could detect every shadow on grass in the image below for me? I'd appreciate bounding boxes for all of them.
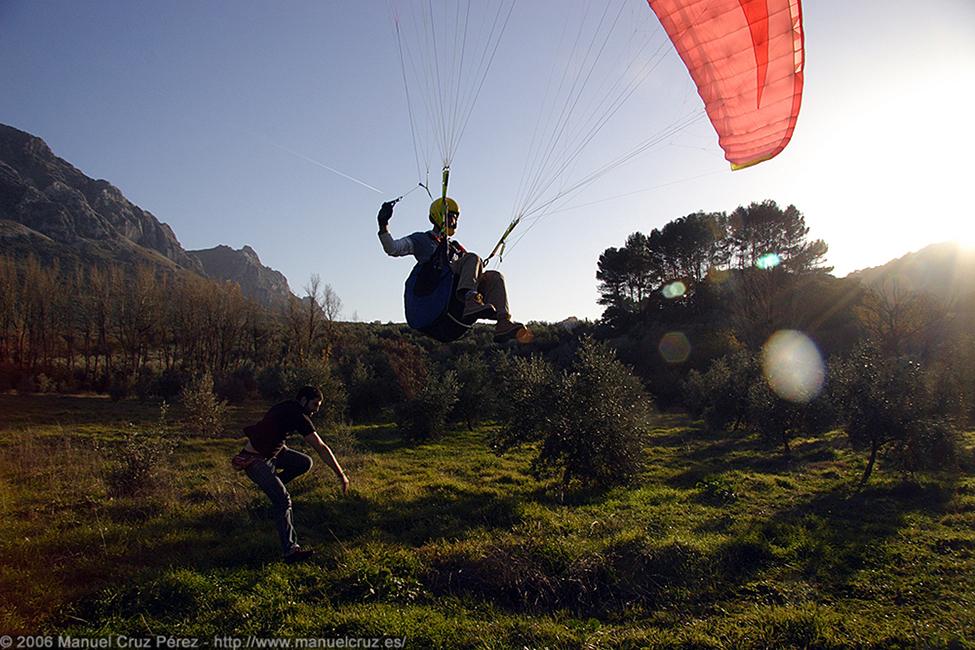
[755,478,958,593]
[23,483,523,629]
[665,429,842,489]
[351,424,414,454]
[0,394,152,430]
[303,483,524,546]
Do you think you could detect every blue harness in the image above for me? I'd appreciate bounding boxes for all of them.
[404,236,475,342]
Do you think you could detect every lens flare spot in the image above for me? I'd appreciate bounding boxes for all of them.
[756,253,782,270]
[761,330,825,403]
[662,281,687,299]
[659,331,691,364]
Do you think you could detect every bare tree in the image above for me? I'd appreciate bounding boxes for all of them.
[855,279,948,360]
[288,274,342,364]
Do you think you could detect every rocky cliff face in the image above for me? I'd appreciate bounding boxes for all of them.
[0,122,296,308]
[189,244,293,309]
[0,122,202,272]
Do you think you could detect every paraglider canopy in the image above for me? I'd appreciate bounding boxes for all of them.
[647,0,805,169]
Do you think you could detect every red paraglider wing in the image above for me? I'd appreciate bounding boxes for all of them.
[648,0,804,169]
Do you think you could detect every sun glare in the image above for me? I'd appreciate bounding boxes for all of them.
[953,220,975,249]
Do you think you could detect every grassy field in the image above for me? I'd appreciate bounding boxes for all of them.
[1,393,973,648]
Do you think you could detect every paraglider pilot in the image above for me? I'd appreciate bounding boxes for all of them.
[378,197,530,343]
[231,385,349,563]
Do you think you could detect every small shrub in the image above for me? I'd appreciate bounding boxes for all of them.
[747,380,836,455]
[831,342,962,487]
[346,358,386,421]
[257,365,287,400]
[134,367,159,400]
[696,475,739,504]
[103,402,179,497]
[181,371,227,435]
[450,353,495,429]
[107,371,132,402]
[493,354,556,452]
[684,350,759,432]
[16,374,36,394]
[495,338,654,489]
[156,368,190,401]
[215,365,257,404]
[381,338,430,401]
[324,424,365,471]
[34,373,53,393]
[395,370,459,441]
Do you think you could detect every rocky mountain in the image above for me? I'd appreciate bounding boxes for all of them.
[0,122,294,308]
[0,123,202,272]
[189,245,292,309]
[848,242,975,302]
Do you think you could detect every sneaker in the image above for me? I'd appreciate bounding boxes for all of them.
[462,292,497,321]
[283,547,316,564]
[494,320,531,343]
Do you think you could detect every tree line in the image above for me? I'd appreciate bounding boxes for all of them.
[2,198,972,488]
[0,256,341,397]
[592,200,972,485]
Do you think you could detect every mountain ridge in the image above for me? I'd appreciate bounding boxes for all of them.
[847,241,975,301]
[0,122,294,308]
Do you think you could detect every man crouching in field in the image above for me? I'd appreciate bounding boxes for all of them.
[231,385,349,563]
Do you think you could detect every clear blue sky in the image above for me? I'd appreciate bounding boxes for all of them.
[2,1,973,323]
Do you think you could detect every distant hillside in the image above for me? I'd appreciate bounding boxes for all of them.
[189,245,292,309]
[0,122,294,308]
[848,242,975,302]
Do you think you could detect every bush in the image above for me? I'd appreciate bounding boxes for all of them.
[155,368,190,401]
[381,338,430,402]
[493,353,556,450]
[395,370,459,441]
[258,362,347,426]
[831,342,962,487]
[450,353,495,429]
[324,424,365,471]
[34,373,54,393]
[103,403,179,497]
[135,367,159,401]
[684,349,759,432]
[180,371,228,435]
[495,338,654,489]
[107,371,133,402]
[747,379,837,455]
[346,358,387,422]
[15,374,36,394]
[0,362,18,391]
[215,365,257,404]
[257,365,288,401]
[285,362,347,426]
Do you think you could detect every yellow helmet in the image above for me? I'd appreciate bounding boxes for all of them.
[429,197,460,235]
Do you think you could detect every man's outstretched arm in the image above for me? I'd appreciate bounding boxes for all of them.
[304,431,349,495]
[377,201,415,257]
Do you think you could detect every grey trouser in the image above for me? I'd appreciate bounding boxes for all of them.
[452,253,510,320]
[244,447,313,554]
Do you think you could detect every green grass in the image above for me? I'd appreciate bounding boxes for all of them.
[1,394,973,648]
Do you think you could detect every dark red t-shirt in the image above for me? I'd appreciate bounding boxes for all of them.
[244,400,316,458]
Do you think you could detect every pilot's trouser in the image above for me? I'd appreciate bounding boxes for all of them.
[451,253,510,320]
